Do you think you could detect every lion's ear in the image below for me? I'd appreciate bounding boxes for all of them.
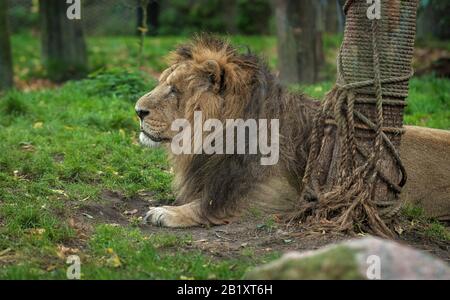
[202,59,223,93]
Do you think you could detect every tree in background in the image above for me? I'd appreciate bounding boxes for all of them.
[236,0,272,35]
[0,0,14,91]
[324,0,344,34]
[417,0,450,40]
[137,0,150,67]
[274,0,322,84]
[157,0,272,35]
[39,0,87,81]
[137,0,159,36]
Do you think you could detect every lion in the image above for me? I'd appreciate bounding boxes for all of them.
[135,35,450,228]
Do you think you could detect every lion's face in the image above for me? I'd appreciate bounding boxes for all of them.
[135,61,221,147]
[135,64,188,146]
[135,36,256,148]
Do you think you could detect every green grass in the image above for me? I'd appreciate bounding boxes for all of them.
[404,76,450,129]
[1,225,268,280]
[291,76,450,129]
[11,33,346,81]
[402,204,450,242]
[0,70,281,279]
[1,34,449,279]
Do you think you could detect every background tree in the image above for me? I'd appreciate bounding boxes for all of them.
[137,0,159,36]
[324,0,345,33]
[274,0,322,84]
[417,0,450,40]
[236,0,272,35]
[39,0,87,81]
[0,0,14,91]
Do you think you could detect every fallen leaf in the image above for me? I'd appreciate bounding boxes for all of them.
[19,142,35,152]
[194,239,208,243]
[46,265,57,272]
[33,122,44,129]
[124,209,138,215]
[50,189,68,197]
[68,218,76,228]
[56,245,80,260]
[82,213,94,219]
[106,248,122,268]
[394,225,404,235]
[107,255,122,268]
[29,228,46,235]
[0,248,12,257]
[0,255,16,263]
[80,196,90,202]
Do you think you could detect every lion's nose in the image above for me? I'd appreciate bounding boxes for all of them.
[136,108,150,120]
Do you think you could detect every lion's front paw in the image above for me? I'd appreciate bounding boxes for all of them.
[142,205,202,228]
[143,207,176,227]
[142,201,207,228]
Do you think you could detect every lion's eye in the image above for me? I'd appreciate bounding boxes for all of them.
[170,86,179,95]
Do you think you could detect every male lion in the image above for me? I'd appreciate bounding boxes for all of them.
[135,35,450,228]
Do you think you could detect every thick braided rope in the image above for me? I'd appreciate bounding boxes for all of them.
[297,0,416,237]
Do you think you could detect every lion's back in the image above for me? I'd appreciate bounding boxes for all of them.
[400,125,450,221]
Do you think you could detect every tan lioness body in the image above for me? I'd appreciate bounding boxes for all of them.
[401,126,450,221]
[135,36,450,227]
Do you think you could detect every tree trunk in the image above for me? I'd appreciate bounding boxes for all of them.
[274,0,320,84]
[223,0,238,34]
[315,1,325,70]
[299,0,418,237]
[137,0,159,36]
[324,0,339,33]
[0,0,13,91]
[39,0,87,82]
[417,0,450,40]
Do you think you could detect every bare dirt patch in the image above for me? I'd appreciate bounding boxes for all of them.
[78,190,153,225]
[74,190,449,262]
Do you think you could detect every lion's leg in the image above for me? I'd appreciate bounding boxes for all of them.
[143,200,222,228]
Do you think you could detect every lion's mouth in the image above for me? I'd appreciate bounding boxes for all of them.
[141,130,169,143]
[142,130,163,142]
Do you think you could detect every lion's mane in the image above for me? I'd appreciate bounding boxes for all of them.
[166,35,319,222]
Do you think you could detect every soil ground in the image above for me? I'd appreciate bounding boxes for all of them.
[76,190,450,262]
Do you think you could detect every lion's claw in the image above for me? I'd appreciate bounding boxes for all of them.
[143,207,166,226]
[142,204,203,228]
[143,206,185,227]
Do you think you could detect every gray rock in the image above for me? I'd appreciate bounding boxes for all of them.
[245,237,450,280]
